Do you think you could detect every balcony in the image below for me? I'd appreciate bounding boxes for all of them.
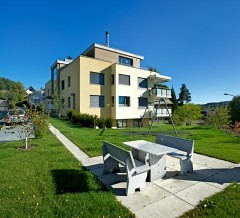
[150,87,172,98]
[156,108,172,117]
[148,72,171,83]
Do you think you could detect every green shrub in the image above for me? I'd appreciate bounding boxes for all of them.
[105,117,113,128]
[96,117,105,128]
[205,106,230,129]
[67,109,78,120]
[68,111,112,129]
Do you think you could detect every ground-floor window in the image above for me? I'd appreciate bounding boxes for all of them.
[133,119,141,128]
[117,119,127,128]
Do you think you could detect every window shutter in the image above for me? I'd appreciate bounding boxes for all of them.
[119,74,130,85]
[90,95,104,107]
[90,72,104,85]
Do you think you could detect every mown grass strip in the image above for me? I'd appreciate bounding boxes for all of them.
[0,130,134,217]
[50,117,240,163]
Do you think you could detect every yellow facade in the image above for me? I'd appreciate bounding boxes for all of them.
[46,43,171,128]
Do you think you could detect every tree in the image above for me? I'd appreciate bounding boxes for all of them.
[53,90,64,117]
[178,84,191,106]
[171,86,178,113]
[173,103,202,125]
[228,95,240,124]
[205,106,230,129]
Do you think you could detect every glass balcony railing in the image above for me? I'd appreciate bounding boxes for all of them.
[156,108,172,116]
[150,88,171,98]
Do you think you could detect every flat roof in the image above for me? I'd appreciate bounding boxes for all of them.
[50,59,73,69]
[82,43,144,60]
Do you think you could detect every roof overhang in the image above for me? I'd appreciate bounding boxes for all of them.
[82,43,144,60]
[149,72,172,83]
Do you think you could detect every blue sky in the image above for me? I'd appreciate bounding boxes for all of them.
[1,0,239,104]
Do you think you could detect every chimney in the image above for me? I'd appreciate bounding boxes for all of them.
[105,31,109,47]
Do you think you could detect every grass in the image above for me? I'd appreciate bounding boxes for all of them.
[50,117,240,163]
[0,130,134,217]
[49,117,240,217]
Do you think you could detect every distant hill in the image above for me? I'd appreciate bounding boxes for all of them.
[200,101,231,109]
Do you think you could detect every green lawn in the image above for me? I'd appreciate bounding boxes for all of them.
[50,117,240,163]
[0,130,134,217]
[49,117,240,217]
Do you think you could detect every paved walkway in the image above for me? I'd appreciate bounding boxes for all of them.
[49,125,240,218]
[0,124,35,142]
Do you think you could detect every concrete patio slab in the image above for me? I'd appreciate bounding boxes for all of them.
[206,166,240,189]
[117,182,172,211]
[187,165,223,181]
[154,174,199,194]
[135,195,194,218]
[175,182,222,206]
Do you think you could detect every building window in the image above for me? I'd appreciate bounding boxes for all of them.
[119,96,130,107]
[111,74,114,85]
[72,93,75,109]
[119,74,130,85]
[138,97,148,107]
[138,77,148,88]
[90,72,104,85]
[117,119,127,128]
[119,56,133,66]
[133,119,141,128]
[111,96,114,107]
[68,76,71,87]
[61,80,65,90]
[90,95,105,107]
[61,98,65,106]
[68,97,71,108]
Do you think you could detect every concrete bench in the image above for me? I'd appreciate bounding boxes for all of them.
[156,134,194,175]
[102,141,150,195]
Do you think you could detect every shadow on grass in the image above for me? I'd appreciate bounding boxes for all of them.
[51,169,105,194]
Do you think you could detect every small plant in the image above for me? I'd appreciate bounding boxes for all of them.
[29,108,49,138]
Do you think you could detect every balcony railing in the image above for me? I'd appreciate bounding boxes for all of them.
[150,88,171,98]
[156,108,172,117]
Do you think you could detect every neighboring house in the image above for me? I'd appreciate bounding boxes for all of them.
[26,87,45,106]
[45,43,172,128]
[25,86,36,95]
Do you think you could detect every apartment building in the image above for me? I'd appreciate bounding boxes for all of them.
[45,43,172,128]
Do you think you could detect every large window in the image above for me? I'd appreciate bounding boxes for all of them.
[119,56,133,66]
[90,72,104,85]
[138,97,148,107]
[117,119,127,128]
[138,77,148,88]
[90,95,105,107]
[119,96,130,107]
[119,74,130,85]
